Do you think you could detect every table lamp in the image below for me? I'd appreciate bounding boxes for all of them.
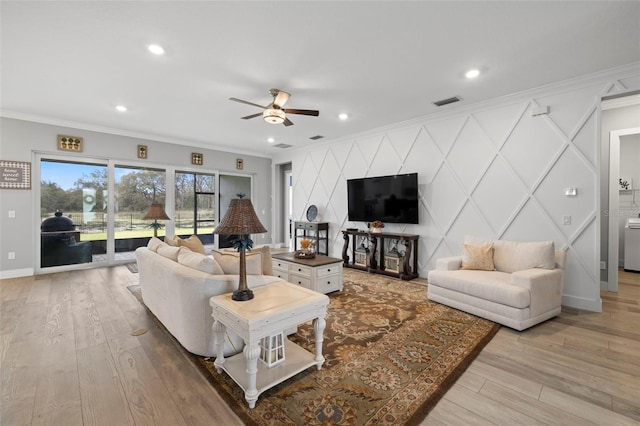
[143,202,171,238]
[214,196,267,301]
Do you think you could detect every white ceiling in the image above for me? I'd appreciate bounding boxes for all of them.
[2,1,639,157]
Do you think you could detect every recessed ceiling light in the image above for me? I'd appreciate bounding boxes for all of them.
[465,69,480,79]
[338,113,349,121]
[267,137,275,143]
[115,105,127,112]
[148,44,165,55]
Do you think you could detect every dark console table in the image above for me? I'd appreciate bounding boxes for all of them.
[341,229,419,280]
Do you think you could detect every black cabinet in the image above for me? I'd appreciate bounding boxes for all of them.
[294,221,329,255]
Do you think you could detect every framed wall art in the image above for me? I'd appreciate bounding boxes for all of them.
[0,160,31,189]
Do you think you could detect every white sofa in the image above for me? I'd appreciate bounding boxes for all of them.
[135,240,285,357]
[427,239,566,331]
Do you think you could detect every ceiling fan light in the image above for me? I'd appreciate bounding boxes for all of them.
[263,108,285,124]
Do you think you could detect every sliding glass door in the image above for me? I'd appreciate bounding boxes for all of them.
[38,156,254,272]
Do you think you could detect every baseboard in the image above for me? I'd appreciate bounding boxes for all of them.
[561,294,602,313]
[0,268,34,279]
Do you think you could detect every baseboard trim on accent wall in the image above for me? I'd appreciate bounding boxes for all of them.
[0,268,34,279]
[562,295,602,313]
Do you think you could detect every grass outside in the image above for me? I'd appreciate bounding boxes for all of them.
[78,227,215,241]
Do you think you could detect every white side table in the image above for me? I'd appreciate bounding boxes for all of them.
[210,281,329,409]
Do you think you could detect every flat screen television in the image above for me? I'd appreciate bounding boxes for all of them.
[347,173,419,224]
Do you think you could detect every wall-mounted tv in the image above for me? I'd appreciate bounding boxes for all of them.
[347,173,419,224]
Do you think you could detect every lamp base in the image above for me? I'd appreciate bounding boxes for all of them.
[232,288,254,301]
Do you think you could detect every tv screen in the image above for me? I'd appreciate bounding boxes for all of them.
[347,173,419,224]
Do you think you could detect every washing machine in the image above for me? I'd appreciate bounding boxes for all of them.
[624,217,640,272]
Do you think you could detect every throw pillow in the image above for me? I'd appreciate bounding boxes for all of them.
[164,235,180,247]
[157,244,181,261]
[147,237,164,252]
[461,243,496,271]
[177,235,206,255]
[177,247,224,274]
[212,250,263,275]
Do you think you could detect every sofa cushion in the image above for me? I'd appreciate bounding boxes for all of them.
[147,237,164,252]
[177,247,224,274]
[428,269,530,309]
[216,246,273,275]
[157,244,181,261]
[165,235,180,246]
[165,235,206,255]
[493,240,555,273]
[213,250,263,275]
[461,243,495,271]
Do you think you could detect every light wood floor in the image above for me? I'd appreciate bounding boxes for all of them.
[1,267,639,425]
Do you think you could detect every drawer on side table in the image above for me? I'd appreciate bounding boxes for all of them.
[289,275,311,290]
[316,275,342,293]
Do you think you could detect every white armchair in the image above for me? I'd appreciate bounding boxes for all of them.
[427,239,566,331]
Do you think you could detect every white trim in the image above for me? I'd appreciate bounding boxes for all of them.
[607,126,640,292]
[273,62,640,163]
[561,294,602,313]
[601,94,640,110]
[0,111,271,159]
[0,268,34,279]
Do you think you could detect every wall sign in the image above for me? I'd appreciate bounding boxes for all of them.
[0,160,31,189]
[236,158,244,170]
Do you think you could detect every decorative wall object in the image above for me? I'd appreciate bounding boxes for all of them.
[57,134,83,152]
[138,145,148,159]
[192,153,203,165]
[619,177,633,191]
[0,160,31,189]
[236,158,244,170]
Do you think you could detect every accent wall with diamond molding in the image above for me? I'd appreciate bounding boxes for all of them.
[273,65,640,312]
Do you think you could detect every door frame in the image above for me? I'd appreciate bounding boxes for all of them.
[607,126,640,292]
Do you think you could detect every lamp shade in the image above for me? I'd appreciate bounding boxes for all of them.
[214,198,266,235]
[143,202,171,220]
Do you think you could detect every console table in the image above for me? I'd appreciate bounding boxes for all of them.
[294,221,328,255]
[341,229,419,280]
[210,282,329,409]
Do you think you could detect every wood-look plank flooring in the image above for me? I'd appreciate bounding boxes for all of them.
[1,266,639,425]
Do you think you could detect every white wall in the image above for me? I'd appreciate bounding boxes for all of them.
[0,118,273,278]
[273,64,640,312]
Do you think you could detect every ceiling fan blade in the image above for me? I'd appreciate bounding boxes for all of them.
[241,112,263,120]
[229,97,266,109]
[284,108,319,116]
[273,90,291,108]
[283,117,294,126]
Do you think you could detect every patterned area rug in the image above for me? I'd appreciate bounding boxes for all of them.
[188,270,499,425]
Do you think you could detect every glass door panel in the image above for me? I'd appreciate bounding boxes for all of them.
[113,166,167,257]
[40,159,107,268]
[175,171,215,246]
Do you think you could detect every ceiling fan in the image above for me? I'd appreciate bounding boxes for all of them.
[229,88,319,126]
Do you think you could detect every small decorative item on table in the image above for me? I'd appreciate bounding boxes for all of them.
[295,238,316,259]
[370,220,385,233]
[259,332,285,367]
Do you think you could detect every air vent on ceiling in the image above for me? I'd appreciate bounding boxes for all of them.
[309,135,324,140]
[433,96,462,107]
[273,143,293,149]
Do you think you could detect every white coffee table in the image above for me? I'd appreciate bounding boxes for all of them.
[209,281,329,409]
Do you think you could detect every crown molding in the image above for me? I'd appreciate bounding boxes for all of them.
[0,111,271,159]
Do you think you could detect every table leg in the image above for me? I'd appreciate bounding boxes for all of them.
[212,320,226,373]
[244,342,261,409]
[313,316,326,370]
